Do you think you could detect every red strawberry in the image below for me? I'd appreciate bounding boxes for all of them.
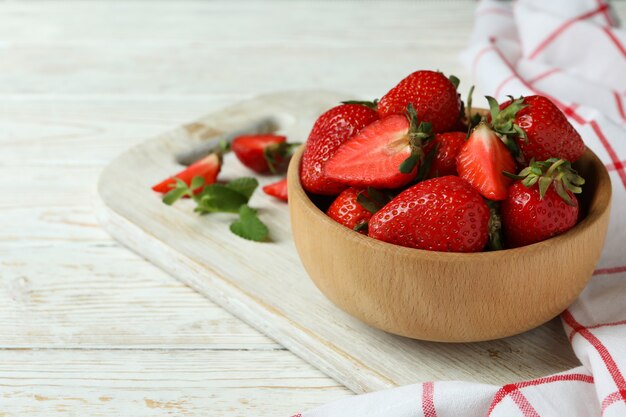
[424,131,466,178]
[263,178,288,202]
[368,176,489,252]
[326,188,373,234]
[232,134,290,174]
[300,104,379,195]
[152,153,221,194]
[502,158,584,248]
[489,95,585,163]
[377,70,461,133]
[456,123,516,200]
[324,106,433,189]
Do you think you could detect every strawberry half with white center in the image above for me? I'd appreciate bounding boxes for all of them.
[489,95,585,163]
[152,153,221,194]
[368,176,490,252]
[324,104,434,189]
[377,70,462,133]
[502,158,584,248]
[300,103,379,195]
[456,123,516,201]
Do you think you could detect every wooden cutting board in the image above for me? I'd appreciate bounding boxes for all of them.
[95,91,580,394]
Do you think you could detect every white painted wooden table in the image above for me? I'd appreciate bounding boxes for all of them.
[2,2,624,416]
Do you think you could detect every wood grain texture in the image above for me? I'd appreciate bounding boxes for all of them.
[0,349,349,417]
[97,91,586,394]
[289,146,611,342]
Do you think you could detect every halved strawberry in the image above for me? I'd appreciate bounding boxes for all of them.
[152,153,221,194]
[263,178,288,202]
[456,123,515,200]
[324,106,432,189]
[232,134,296,174]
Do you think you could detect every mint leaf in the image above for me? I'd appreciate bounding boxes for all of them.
[163,186,189,205]
[189,176,205,192]
[162,178,193,205]
[226,177,258,200]
[229,205,269,241]
[195,184,249,214]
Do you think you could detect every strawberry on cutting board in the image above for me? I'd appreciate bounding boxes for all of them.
[368,176,490,252]
[263,178,288,202]
[502,158,584,248]
[489,95,585,163]
[377,70,461,133]
[324,105,433,189]
[456,123,516,200]
[300,103,379,195]
[152,153,221,194]
[232,134,292,174]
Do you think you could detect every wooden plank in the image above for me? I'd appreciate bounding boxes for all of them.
[0,43,471,97]
[0,349,350,416]
[96,91,581,395]
[0,1,476,43]
[0,241,281,350]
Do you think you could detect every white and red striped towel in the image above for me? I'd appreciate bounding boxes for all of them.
[294,1,626,416]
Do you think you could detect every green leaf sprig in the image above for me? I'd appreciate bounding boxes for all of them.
[162,176,269,241]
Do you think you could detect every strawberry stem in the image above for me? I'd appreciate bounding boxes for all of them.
[399,103,434,175]
[512,158,585,205]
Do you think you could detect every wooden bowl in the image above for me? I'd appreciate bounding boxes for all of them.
[287,136,612,342]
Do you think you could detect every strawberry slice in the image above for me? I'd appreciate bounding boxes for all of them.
[456,123,515,200]
[263,178,288,202]
[324,107,432,189]
[152,153,221,194]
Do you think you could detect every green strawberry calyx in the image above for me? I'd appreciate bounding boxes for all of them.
[504,158,585,206]
[485,95,527,158]
[356,187,392,214]
[399,103,434,175]
[264,142,301,174]
[341,99,379,110]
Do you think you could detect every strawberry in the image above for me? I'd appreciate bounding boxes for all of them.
[368,176,489,252]
[152,153,221,194]
[489,95,585,163]
[377,70,461,133]
[424,131,466,178]
[300,104,379,195]
[456,123,516,200]
[324,105,433,189]
[262,178,288,202]
[502,159,584,248]
[231,134,297,174]
[327,188,372,234]
[326,187,390,234]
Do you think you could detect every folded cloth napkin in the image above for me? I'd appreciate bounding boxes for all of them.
[293,1,626,416]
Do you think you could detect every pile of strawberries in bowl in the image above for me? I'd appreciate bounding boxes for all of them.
[299,69,588,252]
